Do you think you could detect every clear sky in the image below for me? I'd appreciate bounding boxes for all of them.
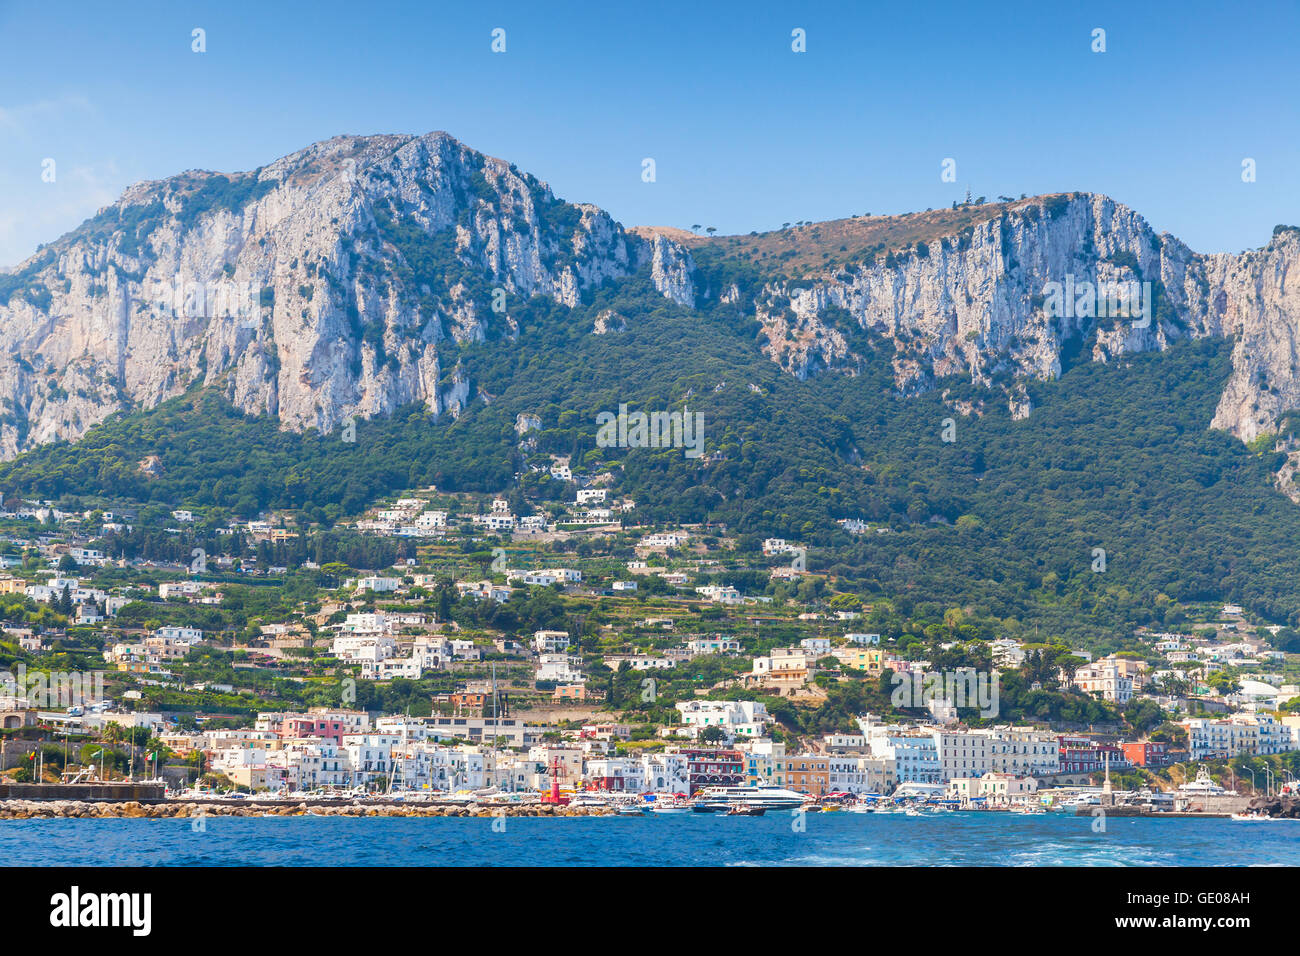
[1,0,1297,268]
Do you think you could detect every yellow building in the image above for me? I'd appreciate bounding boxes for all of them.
[833,647,884,675]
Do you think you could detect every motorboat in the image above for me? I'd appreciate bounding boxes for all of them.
[648,803,692,814]
[691,786,806,812]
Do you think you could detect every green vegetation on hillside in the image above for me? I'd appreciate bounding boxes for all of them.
[2,265,1298,643]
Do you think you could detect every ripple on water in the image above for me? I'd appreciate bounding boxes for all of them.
[4,813,1300,866]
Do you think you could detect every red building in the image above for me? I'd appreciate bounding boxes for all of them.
[280,716,350,745]
[682,749,744,794]
[1122,741,1175,768]
[1058,736,1129,774]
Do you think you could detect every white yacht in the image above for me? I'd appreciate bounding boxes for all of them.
[691,786,806,812]
[1177,766,1228,795]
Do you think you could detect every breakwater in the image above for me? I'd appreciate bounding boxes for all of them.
[0,799,614,819]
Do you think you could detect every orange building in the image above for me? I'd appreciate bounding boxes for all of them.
[785,755,831,795]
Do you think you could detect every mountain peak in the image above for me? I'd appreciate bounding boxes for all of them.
[0,130,696,457]
[0,134,1297,473]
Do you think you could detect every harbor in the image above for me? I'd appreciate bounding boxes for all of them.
[0,773,1284,821]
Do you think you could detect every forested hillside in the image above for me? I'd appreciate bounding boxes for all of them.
[4,263,1299,641]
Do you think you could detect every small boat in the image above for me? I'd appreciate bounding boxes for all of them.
[726,805,765,816]
[1230,812,1275,821]
[616,805,646,816]
[648,805,692,814]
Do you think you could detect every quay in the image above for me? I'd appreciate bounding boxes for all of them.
[1073,805,1233,818]
[0,782,167,802]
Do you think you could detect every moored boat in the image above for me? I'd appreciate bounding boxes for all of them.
[692,786,806,813]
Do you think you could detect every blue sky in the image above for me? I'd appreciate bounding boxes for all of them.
[1,0,1297,267]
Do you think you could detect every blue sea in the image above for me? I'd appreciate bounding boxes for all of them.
[3,812,1299,865]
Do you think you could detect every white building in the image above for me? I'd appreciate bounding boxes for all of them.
[985,727,1061,777]
[1072,660,1134,704]
[332,617,398,662]
[640,533,688,549]
[1184,715,1297,760]
[455,581,513,603]
[862,727,942,784]
[641,752,691,793]
[532,630,571,653]
[990,638,1027,666]
[686,637,741,655]
[674,700,772,739]
[949,772,1039,806]
[154,626,203,645]
[537,654,583,683]
[353,576,401,593]
[696,585,742,604]
[931,728,994,781]
[605,655,673,671]
[845,633,881,646]
[414,511,447,530]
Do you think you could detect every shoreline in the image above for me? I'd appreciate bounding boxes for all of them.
[0,799,619,819]
[0,799,1247,821]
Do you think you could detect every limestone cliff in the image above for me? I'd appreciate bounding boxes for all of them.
[2,138,1296,466]
[0,131,694,457]
[735,194,1300,442]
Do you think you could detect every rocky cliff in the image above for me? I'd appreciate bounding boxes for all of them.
[734,193,1300,441]
[1,134,1297,464]
[0,131,695,457]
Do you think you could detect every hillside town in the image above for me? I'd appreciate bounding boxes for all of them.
[3,482,1300,812]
